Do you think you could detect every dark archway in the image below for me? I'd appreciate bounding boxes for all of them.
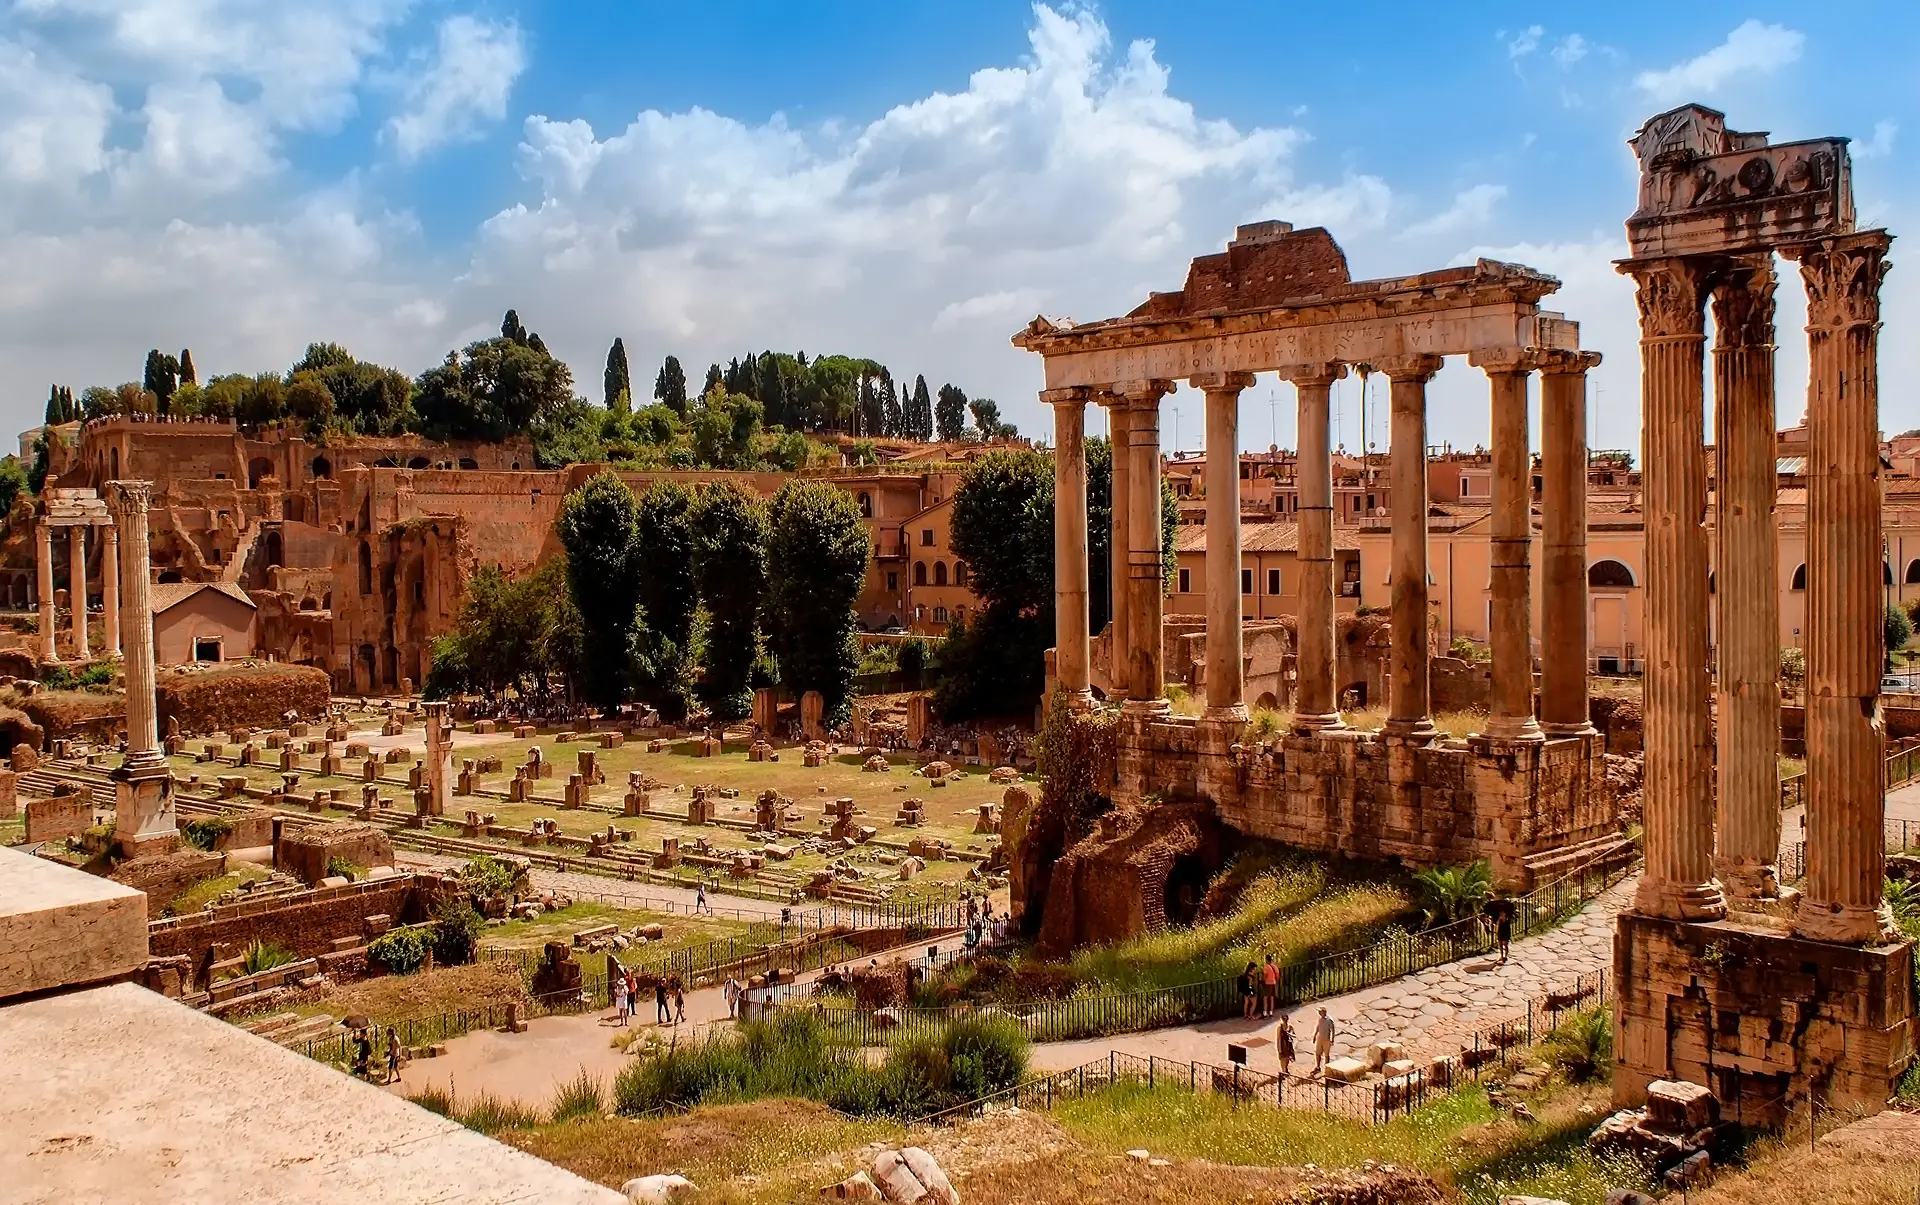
[1163,853,1210,928]
[1791,563,1807,591]
[311,456,332,479]
[934,561,948,586]
[1587,559,1636,588]
[247,457,274,489]
[263,530,283,568]
[913,562,927,586]
[407,457,430,470]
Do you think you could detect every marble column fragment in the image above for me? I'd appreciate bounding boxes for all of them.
[68,524,88,662]
[1789,232,1895,943]
[1711,258,1783,900]
[1044,387,1094,709]
[1192,372,1255,719]
[1120,381,1172,709]
[1280,363,1347,732]
[1622,258,1726,923]
[1378,355,1443,740]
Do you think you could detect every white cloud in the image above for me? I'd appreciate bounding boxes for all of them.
[1635,20,1804,102]
[1551,34,1588,67]
[931,290,1047,333]
[1505,25,1544,59]
[1400,184,1506,239]
[1858,120,1898,159]
[0,37,115,191]
[387,15,526,160]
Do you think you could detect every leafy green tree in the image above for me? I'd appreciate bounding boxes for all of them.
[632,481,698,720]
[530,399,607,468]
[691,387,762,468]
[0,456,27,514]
[1412,860,1493,926]
[932,604,1050,720]
[557,471,644,709]
[234,373,285,428]
[968,397,1016,439]
[414,336,574,440]
[936,383,967,442]
[911,375,933,440]
[950,450,1055,615]
[288,345,412,435]
[765,480,868,722]
[604,337,631,410]
[284,371,336,433]
[178,348,196,387]
[26,432,51,495]
[1889,602,1913,672]
[690,481,768,720]
[425,559,578,705]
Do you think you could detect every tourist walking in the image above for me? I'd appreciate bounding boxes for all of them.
[612,972,629,1025]
[695,882,712,916]
[1312,1006,1337,1076]
[1489,896,1517,963]
[1260,954,1280,1018]
[351,1028,373,1080]
[655,978,671,1025]
[724,976,741,1019]
[385,1028,402,1084]
[1238,962,1257,1019]
[1275,1015,1296,1076]
[673,983,687,1025]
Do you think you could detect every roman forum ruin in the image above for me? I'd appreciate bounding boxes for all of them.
[1018,221,1615,887]
[1610,104,1912,1122]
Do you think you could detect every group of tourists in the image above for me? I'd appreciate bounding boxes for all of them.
[349,1025,403,1084]
[610,969,686,1027]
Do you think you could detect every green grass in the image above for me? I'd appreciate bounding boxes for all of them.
[548,1070,606,1122]
[164,862,273,915]
[480,900,760,968]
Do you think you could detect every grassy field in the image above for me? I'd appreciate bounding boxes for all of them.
[163,861,273,915]
[480,901,763,969]
[249,959,533,1029]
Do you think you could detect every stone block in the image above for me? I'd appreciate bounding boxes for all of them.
[1646,1080,1717,1132]
[24,794,90,843]
[0,769,16,819]
[0,847,148,998]
[1322,1056,1369,1083]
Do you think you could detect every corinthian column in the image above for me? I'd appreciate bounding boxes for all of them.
[1044,387,1094,709]
[1378,355,1443,740]
[35,519,55,663]
[1711,258,1783,901]
[1622,257,1725,923]
[1192,372,1255,719]
[107,479,175,856]
[1280,363,1347,731]
[1102,393,1132,700]
[1119,381,1172,709]
[1471,350,1543,741]
[68,524,88,661]
[101,523,121,659]
[1539,351,1600,733]
[1788,232,1895,943]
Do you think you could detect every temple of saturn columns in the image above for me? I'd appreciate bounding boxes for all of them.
[1610,105,1913,1123]
[1015,220,1617,888]
[33,487,124,663]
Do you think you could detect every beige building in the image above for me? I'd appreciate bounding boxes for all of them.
[1169,521,1361,622]
[150,581,256,666]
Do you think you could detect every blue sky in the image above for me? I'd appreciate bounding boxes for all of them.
[1,1,1914,455]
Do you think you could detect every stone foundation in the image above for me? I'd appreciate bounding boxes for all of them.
[1121,712,1612,885]
[1034,801,1224,959]
[1612,910,1916,1126]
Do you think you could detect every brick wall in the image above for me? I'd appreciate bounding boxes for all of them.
[147,877,426,978]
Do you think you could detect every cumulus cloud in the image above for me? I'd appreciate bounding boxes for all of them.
[1857,120,1898,159]
[1400,184,1506,239]
[1505,26,1544,59]
[1635,20,1804,102]
[387,15,526,160]
[1551,34,1589,67]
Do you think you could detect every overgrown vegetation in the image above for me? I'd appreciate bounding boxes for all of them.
[369,927,432,975]
[179,816,233,852]
[1412,860,1494,925]
[1541,1006,1613,1084]
[38,660,116,692]
[241,939,296,975]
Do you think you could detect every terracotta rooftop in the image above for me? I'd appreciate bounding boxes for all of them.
[1175,524,1361,554]
[150,580,256,614]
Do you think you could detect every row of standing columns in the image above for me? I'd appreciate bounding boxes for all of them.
[1625,233,1893,943]
[34,520,123,663]
[1048,350,1600,745]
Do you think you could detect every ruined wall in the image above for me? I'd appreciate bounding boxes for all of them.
[1035,802,1224,959]
[145,877,426,977]
[154,663,331,734]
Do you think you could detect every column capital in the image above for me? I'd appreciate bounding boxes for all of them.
[1187,371,1256,394]
[1710,258,1778,350]
[1275,362,1347,387]
[1536,349,1604,376]
[1038,386,1093,407]
[1466,348,1548,376]
[104,479,154,517]
[1372,354,1444,382]
[1782,230,1893,332]
[1618,256,1714,338]
[1111,379,1175,405]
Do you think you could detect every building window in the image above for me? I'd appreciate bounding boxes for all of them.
[1267,568,1281,595]
[886,572,898,592]
[1178,568,1191,593]
[1906,559,1920,585]
[858,492,872,517]
[1352,496,1362,512]
[934,561,948,586]
[1460,476,1471,497]
[914,562,927,586]
[1366,493,1376,510]
[954,561,968,586]
[933,606,948,623]
[1241,568,1253,596]
[921,529,934,546]
[1588,559,1637,588]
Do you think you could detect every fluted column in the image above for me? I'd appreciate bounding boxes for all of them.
[1539,352,1600,733]
[1622,258,1726,923]
[1789,232,1895,943]
[1044,387,1094,709]
[1120,381,1172,709]
[1193,372,1255,719]
[1281,363,1347,731]
[108,479,174,855]
[1472,351,1543,741]
[1711,258,1783,901]
[101,523,121,659]
[1379,355,1443,740]
[35,520,55,663]
[68,524,88,662]
[1103,394,1132,700]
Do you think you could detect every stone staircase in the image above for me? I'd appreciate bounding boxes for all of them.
[239,1011,344,1048]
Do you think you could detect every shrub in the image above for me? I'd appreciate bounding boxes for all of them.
[241,939,295,975]
[430,894,483,967]
[458,1092,543,1135]
[1412,860,1493,926]
[459,854,530,906]
[1543,1006,1613,1083]
[326,856,365,882]
[940,1013,1029,1100]
[180,816,233,852]
[369,927,432,975]
[897,638,929,679]
[548,1070,605,1122]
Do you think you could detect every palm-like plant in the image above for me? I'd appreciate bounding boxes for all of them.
[1544,1005,1614,1083]
[1412,860,1493,927]
[242,939,295,975]
[1885,877,1920,933]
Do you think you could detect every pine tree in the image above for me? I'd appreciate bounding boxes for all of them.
[911,375,933,441]
[501,309,528,344]
[735,351,760,400]
[653,355,688,416]
[143,349,180,412]
[704,363,724,396]
[604,338,631,410]
[178,349,196,387]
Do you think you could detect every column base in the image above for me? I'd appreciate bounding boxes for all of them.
[1060,687,1096,712]
[1291,711,1345,736]
[1540,721,1598,738]
[1796,899,1898,945]
[1714,857,1785,905]
[1632,876,1728,922]
[1202,704,1249,725]
[1480,715,1545,742]
[1382,717,1437,742]
[1121,697,1171,717]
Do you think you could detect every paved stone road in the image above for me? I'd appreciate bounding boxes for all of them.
[1029,873,1636,1076]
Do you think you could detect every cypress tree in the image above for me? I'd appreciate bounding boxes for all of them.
[653,355,688,416]
[178,348,196,387]
[912,375,933,440]
[704,363,724,396]
[880,370,901,437]
[757,352,787,429]
[604,338,631,410]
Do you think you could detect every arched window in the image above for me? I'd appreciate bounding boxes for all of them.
[110,448,120,478]
[263,530,283,568]
[954,561,968,586]
[1791,563,1807,591]
[1907,560,1920,585]
[1587,559,1636,588]
[311,456,331,479]
[857,492,872,518]
[247,457,273,488]
[933,606,948,623]
[407,457,430,470]
[934,561,948,586]
[913,562,927,586]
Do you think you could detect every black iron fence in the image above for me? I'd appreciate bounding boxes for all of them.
[917,969,1613,1126]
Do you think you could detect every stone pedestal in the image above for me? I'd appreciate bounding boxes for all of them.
[1613,911,1914,1126]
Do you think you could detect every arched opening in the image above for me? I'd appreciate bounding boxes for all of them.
[311,456,332,479]
[110,448,120,478]
[1254,691,1279,710]
[1587,559,1636,588]
[857,492,872,518]
[458,458,478,471]
[954,561,968,587]
[1887,562,1896,585]
[381,646,398,688]
[407,457,430,470]
[1907,560,1920,585]
[1162,853,1210,928]
[934,561,948,586]
[298,596,317,612]
[321,591,332,611]
[158,570,183,584]
[1340,681,1368,708]
[1791,563,1807,591]
[247,457,274,489]
[263,530,283,568]
[358,542,374,595]
[357,644,376,692]
[913,562,927,586]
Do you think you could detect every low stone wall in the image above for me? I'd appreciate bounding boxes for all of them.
[155,663,331,736]
[111,848,228,919]
[276,822,395,884]
[147,876,427,984]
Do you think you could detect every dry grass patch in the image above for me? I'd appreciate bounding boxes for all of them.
[1689,1110,1920,1205]
[273,959,528,1027]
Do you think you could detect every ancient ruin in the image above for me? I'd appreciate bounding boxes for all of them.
[1017,221,1614,889]
[1609,105,1912,1123]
